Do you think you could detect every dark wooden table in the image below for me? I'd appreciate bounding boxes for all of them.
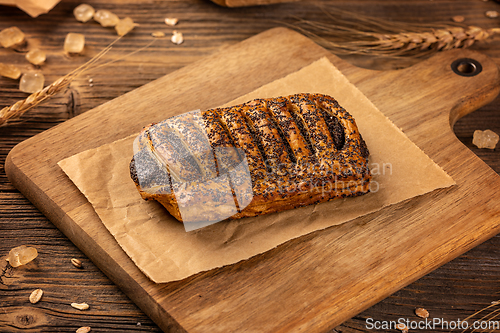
[1,0,500,332]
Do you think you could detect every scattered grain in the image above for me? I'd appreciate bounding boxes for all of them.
[76,327,91,333]
[492,300,500,305]
[165,18,178,26]
[486,10,499,18]
[396,323,409,332]
[71,258,83,268]
[29,289,43,304]
[6,245,38,267]
[415,307,429,318]
[171,30,183,45]
[71,302,89,310]
[452,15,465,23]
[152,31,165,38]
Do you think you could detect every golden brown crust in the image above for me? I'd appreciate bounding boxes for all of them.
[130,93,371,223]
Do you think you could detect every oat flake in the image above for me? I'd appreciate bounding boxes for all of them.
[486,10,499,18]
[415,307,429,318]
[396,323,408,332]
[29,289,43,304]
[71,258,83,268]
[71,302,89,310]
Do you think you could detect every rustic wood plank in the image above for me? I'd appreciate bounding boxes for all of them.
[5,25,500,333]
[1,0,500,332]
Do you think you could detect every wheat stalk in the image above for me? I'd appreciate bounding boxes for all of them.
[0,36,158,128]
[286,5,500,58]
[294,22,500,57]
[0,76,70,126]
[0,39,118,127]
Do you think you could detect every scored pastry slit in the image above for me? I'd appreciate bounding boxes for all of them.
[147,127,202,182]
[217,107,267,181]
[202,110,243,175]
[264,102,298,165]
[240,111,273,174]
[317,103,346,151]
[167,112,218,180]
[293,96,338,160]
[243,100,294,176]
[201,110,247,214]
[267,97,313,164]
[285,102,317,162]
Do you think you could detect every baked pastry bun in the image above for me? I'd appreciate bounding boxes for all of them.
[130,93,371,224]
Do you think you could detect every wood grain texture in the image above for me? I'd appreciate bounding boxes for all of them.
[5,24,500,332]
[1,1,500,332]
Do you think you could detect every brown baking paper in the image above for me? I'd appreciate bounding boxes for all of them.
[58,57,455,283]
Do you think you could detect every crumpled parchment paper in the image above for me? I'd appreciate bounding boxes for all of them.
[58,57,455,283]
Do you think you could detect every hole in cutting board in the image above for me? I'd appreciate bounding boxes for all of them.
[451,58,482,77]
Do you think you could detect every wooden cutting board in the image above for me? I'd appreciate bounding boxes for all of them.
[5,27,500,332]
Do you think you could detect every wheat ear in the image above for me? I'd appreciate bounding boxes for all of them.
[0,76,71,127]
[286,5,500,58]
[0,36,158,127]
[371,26,500,55]
[0,46,112,127]
[293,21,500,57]
[0,37,126,127]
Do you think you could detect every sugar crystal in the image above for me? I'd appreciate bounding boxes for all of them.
[0,63,21,79]
[19,72,45,93]
[94,9,120,27]
[6,245,38,267]
[64,33,85,54]
[115,17,136,36]
[0,26,25,48]
[74,4,95,22]
[26,48,46,65]
[473,129,499,149]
